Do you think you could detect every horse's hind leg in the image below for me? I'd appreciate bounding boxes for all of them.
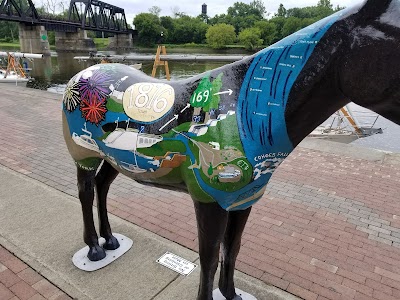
[194,201,228,300]
[219,207,252,300]
[77,167,105,261]
[95,160,120,250]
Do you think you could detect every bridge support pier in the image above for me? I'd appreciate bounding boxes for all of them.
[55,29,97,53]
[18,24,51,55]
[107,33,134,51]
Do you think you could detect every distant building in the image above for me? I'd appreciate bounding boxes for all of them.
[201,4,208,23]
[202,3,207,15]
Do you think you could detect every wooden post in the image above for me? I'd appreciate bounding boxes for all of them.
[339,107,363,135]
[5,53,26,79]
[151,45,170,80]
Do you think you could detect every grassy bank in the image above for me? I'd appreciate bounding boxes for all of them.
[0,42,20,51]
[0,39,252,53]
[93,38,250,52]
[93,38,109,50]
[139,43,248,50]
[0,42,56,51]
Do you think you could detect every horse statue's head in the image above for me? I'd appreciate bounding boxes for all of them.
[340,0,400,120]
[284,0,400,144]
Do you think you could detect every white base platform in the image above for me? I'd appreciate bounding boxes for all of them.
[213,288,257,300]
[72,233,133,271]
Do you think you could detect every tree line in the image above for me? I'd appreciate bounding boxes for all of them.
[134,0,343,50]
[0,0,342,51]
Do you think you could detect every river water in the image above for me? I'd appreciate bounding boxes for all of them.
[19,50,400,154]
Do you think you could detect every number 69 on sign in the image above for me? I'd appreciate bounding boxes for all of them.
[190,89,211,107]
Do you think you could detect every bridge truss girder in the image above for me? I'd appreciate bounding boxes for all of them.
[68,0,130,33]
[0,0,39,23]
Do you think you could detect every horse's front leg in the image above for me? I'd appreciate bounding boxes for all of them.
[194,201,228,300]
[95,160,120,250]
[219,207,252,300]
[77,167,105,261]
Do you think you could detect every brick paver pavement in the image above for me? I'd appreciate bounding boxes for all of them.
[1,86,400,300]
[0,245,72,300]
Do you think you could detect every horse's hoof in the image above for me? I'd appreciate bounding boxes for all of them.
[103,235,120,250]
[87,245,106,261]
[225,294,242,300]
[219,289,242,300]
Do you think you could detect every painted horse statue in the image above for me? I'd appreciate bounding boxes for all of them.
[62,1,400,299]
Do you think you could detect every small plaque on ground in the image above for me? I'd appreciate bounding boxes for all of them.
[156,252,197,276]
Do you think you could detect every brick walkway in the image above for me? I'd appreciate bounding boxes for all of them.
[1,86,400,300]
[0,245,71,300]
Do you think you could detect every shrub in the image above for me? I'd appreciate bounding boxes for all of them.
[238,27,263,50]
[206,23,236,49]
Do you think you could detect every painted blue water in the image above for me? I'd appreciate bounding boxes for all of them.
[237,12,345,168]
[170,133,262,210]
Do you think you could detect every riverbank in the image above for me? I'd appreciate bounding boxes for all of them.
[0,40,253,53]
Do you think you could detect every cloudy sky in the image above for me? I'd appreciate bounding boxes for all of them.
[111,0,365,24]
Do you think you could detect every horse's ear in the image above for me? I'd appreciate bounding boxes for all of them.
[360,0,393,17]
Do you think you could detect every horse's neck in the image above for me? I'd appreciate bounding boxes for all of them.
[285,69,348,146]
[284,22,352,146]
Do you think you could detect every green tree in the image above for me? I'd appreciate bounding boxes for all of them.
[170,16,209,44]
[317,0,333,9]
[199,13,209,23]
[206,23,236,49]
[238,27,263,50]
[48,31,55,45]
[254,20,277,45]
[301,18,316,28]
[277,4,286,17]
[149,6,161,16]
[286,5,334,19]
[160,16,174,43]
[250,0,267,17]
[281,17,302,37]
[0,21,18,42]
[86,31,96,39]
[269,16,286,41]
[133,13,164,46]
[204,73,223,113]
[193,21,209,44]
[208,163,213,176]
[209,14,228,25]
[226,1,264,33]
[334,5,345,11]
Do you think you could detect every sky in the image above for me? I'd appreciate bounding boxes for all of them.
[110,0,365,25]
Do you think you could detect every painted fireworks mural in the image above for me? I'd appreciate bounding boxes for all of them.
[63,68,111,124]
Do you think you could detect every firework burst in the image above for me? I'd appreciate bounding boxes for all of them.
[63,81,81,111]
[79,70,111,100]
[80,95,107,125]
